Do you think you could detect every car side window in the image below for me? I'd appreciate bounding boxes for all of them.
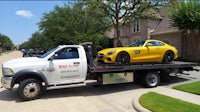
[147,41,165,46]
[54,47,79,59]
[156,42,165,46]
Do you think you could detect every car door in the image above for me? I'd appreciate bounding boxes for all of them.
[46,47,84,85]
[130,47,149,62]
[128,40,149,62]
[145,41,164,62]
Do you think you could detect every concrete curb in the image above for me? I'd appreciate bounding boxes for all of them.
[132,92,151,112]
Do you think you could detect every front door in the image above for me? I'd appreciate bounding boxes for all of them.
[46,47,84,85]
[145,41,164,62]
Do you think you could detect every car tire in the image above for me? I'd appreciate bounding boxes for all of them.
[17,78,43,101]
[116,52,130,65]
[163,51,174,63]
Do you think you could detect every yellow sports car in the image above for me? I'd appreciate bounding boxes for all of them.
[97,40,178,64]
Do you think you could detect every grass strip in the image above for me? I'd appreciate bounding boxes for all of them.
[173,81,200,95]
[139,92,200,112]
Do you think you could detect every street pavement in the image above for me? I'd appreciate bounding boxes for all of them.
[0,51,199,112]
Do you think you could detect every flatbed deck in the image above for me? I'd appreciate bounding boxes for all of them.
[91,61,199,73]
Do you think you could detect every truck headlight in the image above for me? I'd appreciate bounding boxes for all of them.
[2,68,14,76]
[107,50,116,55]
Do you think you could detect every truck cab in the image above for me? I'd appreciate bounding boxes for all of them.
[1,45,88,100]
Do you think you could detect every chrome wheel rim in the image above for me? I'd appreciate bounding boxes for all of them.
[23,83,40,98]
[146,74,158,86]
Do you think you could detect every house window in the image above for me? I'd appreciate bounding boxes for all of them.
[132,19,140,33]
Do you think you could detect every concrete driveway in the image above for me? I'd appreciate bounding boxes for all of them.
[0,51,199,112]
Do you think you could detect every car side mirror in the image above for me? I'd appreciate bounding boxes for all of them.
[146,43,152,47]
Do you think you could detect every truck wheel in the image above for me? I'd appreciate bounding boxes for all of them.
[143,71,160,88]
[116,52,130,65]
[17,78,43,101]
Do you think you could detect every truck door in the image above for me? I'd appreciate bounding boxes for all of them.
[47,47,85,85]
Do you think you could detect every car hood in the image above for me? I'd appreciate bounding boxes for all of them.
[97,47,134,54]
[2,57,45,69]
[98,47,121,54]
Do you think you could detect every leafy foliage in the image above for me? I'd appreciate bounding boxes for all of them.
[20,32,54,50]
[21,2,112,50]
[39,3,110,46]
[169,0,200,58]
[0,33,14,50]
[169,0,200,30]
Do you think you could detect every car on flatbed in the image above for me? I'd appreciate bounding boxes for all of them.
[97,40,178,64]
[1,44,198,101]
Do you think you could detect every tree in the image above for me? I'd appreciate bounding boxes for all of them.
[38,2,112,49]
[169,0,200,58]
[20,32,54,50]
[0,33,14,51]
[90,0,169,46]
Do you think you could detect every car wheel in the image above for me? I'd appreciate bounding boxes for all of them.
[163,51,174,63]
[17,78,43,101]
[116,52,130,65]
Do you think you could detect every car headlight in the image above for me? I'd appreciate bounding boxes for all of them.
[107,50,116,55]
[2,68,14,76]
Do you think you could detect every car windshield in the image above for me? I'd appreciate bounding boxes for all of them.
[128,40,145,47]
[38,47,58,58]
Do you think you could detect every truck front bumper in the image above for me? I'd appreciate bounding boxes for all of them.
[1,76,13,90]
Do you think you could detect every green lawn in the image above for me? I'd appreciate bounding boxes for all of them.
[139,92,200,112]
[173,81,200,95]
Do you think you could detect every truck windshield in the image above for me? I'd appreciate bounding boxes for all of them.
[39,47,58,58]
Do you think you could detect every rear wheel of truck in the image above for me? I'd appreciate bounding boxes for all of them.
[17,78,43,101]
[143,71,160,88]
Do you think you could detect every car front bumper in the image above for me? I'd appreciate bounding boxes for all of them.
[1,76,13,90]
[97,53,116,64]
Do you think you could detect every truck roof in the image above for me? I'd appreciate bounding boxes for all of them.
[57,45,82,48]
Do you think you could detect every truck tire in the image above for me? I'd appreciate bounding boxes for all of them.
[17,78,43,101]
[143,71,160,88]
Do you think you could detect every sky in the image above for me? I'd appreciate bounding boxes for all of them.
[0,1,70,45]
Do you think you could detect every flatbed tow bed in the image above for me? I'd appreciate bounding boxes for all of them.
[88,60,199,87]
[85,45,199,87]
[91,61,199,73]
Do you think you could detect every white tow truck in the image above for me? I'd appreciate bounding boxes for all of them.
[1,44,199,100]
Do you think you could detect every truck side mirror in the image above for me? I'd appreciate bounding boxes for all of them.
[48,54,58,61]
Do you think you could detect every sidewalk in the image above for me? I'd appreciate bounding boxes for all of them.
[133,86,200,112]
